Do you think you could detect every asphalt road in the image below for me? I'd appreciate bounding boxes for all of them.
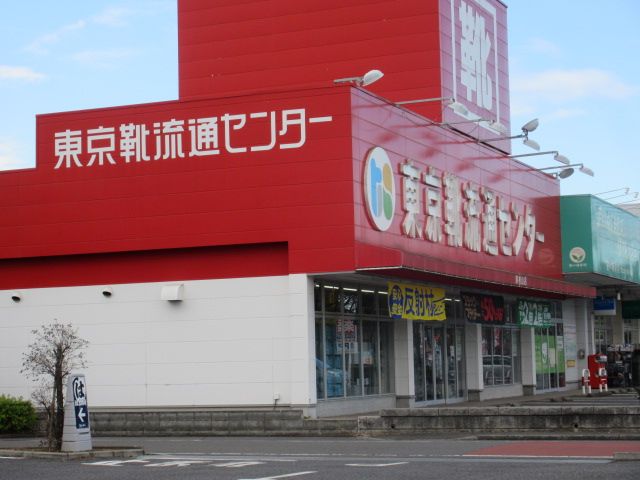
[1,436,639,480]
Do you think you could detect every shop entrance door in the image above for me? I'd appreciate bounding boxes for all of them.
[535,324,566,391]
[413,322,464,403]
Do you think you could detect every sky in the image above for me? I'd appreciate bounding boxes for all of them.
[1,1,638,202]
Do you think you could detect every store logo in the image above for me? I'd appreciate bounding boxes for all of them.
[449,0,502,132]
[569,246,586,264]
[363,146,395,231]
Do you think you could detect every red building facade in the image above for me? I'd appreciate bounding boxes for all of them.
[0,1,593,415]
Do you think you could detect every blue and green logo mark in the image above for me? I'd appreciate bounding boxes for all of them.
[364,146,395,231]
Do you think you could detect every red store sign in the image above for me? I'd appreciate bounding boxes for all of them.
[363,146,545,263]
[461,292,506,324]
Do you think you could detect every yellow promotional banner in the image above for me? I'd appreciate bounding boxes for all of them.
[387,282,446,321]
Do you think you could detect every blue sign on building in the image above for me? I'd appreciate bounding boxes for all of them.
[593,297,616,316]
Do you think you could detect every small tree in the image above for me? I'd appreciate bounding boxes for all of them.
[21,322,88,451]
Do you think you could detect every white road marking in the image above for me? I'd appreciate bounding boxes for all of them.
[83,459,149,467]
[346,462,408,467]
[214,461,264,468]
[238,471,316,480]
[0,456,24,460]
[145,460,207,467]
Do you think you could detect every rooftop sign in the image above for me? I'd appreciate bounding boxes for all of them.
[53,108,332,170]
[561,195,640,284]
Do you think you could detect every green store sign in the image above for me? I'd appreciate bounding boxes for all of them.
[560,195,640,284]
[518,299,553,327]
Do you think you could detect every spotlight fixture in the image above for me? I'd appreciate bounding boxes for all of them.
[482,118,540,151]
[556,168,575,179]
[449,100,469,116]
[578,165,595,176]
[521,118,539,133]
[509,150,571,165]
[334,69,384,87]
[101,286,113,298]
[487,121,508,134]
[534,163,595,178]
[10,291,22,302]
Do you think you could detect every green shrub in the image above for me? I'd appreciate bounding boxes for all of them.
[0,395,38,434]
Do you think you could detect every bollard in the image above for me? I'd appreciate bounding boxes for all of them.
[581,369,591,395]
[599,367,608,392]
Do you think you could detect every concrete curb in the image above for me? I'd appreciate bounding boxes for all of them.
[476,433,640,441]
[613,452,640,461]
[0,447,144,461]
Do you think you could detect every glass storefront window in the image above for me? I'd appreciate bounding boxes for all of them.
[324,285,341,313]
[363,322,379,395]
[314,284,322,311]
[623,318,638,346]
[413,323,426,402]
[378,290,389,317]
[342,318,362,396]
[535,323,565,391]
[315,315,325,400]
[482,325,520,387]
[446,327,457,398]
[594,317,612,354]
[413,321,464,403]
[324,317,344,398]
[455,328,465,397]
[315,282,394,401]
[433,327,444,399]
[342,288,359,314]
[379,322,392,394]
[362,289,377,315]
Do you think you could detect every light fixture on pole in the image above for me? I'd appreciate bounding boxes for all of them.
[437,117,507,133]
[615,195,640,205]
[394,96,470,116]
[595,187,630,196]
[437,117,492,127]
[603,191,639,201]
[487,120,508,134]
[333,69,384,87]
[533,163,595,178]
[509,150,571,165]
[482,118,540,151]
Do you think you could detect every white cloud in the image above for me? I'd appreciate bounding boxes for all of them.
[23,3,174,57]
[527,37,561,57]
[92,6,133,27]
[508,98,536,117]
[545,107,588,120]
[25,20,87,54]
[71,48,139,68]
[512,69,638,101]
[0,65,45,82]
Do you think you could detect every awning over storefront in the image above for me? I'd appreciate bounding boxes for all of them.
[356,244,595,299]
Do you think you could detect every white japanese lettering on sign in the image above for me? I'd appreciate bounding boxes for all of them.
[399,161,544,262]
[53,108,332,169]
[401,160,422,239]
[459,0,493,110]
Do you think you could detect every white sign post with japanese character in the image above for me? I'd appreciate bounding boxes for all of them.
[61,373,92,452]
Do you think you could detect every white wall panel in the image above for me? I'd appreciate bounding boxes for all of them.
[0,275,314,409]
[88,364,147,386]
